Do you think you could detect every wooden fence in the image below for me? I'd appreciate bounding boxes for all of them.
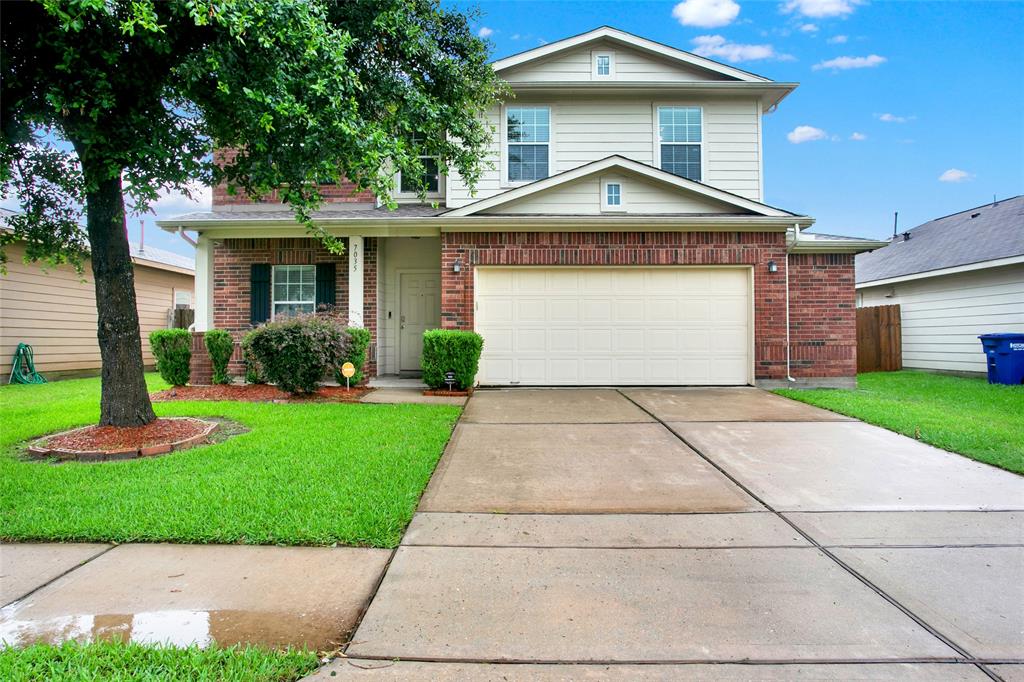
[171,308,195,330]
[857,304,902,373]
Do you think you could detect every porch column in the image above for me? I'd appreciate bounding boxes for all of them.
[194,232,213,332]
[348,235,363,327]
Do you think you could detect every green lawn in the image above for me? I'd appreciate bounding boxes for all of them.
[776,370,1024,475]
[0,374,460,547]
[0,641,318,682]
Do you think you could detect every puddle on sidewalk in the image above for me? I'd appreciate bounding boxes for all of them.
[0,604,347,649]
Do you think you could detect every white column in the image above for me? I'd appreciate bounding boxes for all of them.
[348,235,364,327]
[194,233,214,332]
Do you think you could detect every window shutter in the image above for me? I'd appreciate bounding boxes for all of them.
[250,264,271,325]
[315,263,336,310]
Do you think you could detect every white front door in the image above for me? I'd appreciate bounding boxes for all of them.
[399,272,441,372]
[474,267,752,386]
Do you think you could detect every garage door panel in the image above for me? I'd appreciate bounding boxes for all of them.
[476,267,751,386]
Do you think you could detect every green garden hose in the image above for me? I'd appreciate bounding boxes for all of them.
[9,342,46,384]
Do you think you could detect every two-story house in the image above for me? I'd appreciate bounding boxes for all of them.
[159,27,887,388]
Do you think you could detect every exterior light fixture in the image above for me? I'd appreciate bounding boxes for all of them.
[453,258,462,273]
[767,260,778,273]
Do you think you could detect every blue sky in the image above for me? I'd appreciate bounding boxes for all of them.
[11,0,1024,258]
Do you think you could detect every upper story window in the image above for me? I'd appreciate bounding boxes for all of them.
[398,132,441,195]
[272,265,315,318]
[592,50,615,78]
[657,106,702,182]
[173,290,192,309]
[601,178,626,212]
[507,106,550,182]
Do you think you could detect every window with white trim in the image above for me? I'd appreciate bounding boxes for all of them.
[592,50,615,78]
[272,265,315,318]
[606,183,621,206]
[657,106,702,182]
[601,179,626,212]
[596,55,611,75]
[506,106,550,182]
[173,290,192,309]
[398,132,441,195]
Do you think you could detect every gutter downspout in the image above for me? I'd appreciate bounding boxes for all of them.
[785,225,798,383]
[177,226,198,247]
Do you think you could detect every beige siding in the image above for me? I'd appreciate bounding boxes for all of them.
[447,97,762,208]
[858,264,1024,374]
[499,41,726,83]
[0,242,194,380]
[483,172,740,215]
[377,237,441,375]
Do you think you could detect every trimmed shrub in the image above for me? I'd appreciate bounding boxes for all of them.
[421,329,484,390]
[335,326,371,386]
[149,328,192,387]
[241,314,350,394]
[243,350,266,385]
[203,329,235,385]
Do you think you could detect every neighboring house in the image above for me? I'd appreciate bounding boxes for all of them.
[857,196,1024,375]
[1,209,195,381]
[158,26,886,388]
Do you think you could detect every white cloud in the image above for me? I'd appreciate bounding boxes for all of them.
[939,168,973,183]
[146,183,211,213]
[827,34,848,44]
[877,112,914,123]
[849,132,867,140]
[691,35,780,62]
[787,125,828,144]
[799,23,819,33]
[510,33,521,40]
[782,0,863,18]
[672,0,740,28]
[812,54,886,70]
[477,26,494,38]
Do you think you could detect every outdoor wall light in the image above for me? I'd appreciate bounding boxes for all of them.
[453,258,462,273]
[767,260,778,273]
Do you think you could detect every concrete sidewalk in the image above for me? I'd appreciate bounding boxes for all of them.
[324,388,1024,680]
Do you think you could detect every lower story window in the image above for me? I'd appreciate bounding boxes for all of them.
[273,264,315,317]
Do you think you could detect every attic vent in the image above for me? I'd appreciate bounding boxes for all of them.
[971,212,981,218]
[902,231,912,241]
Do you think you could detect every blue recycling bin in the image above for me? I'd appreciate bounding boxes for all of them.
[978,333,1024,385]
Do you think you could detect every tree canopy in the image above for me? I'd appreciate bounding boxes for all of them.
[1,0,505,425]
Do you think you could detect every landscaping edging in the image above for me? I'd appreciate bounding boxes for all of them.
[423,388,474,397]
[27,417,219,463]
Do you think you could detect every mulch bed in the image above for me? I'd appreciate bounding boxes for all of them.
[151,384,372,403]
[423,388,474,397]
[28,417,218,463]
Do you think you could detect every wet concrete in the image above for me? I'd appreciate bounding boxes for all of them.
[419,423,760,513]
[833,546,1024,659]
[402,512,807,548]
[0,543,390,649]
[624,387,854,422]
[0,543,110,606]
[310,660,989,680]
[674,421,1024,511]
[347,546,956,662]
[787,511,1024,546]
[461,389,653,424]
[360,388,466,406]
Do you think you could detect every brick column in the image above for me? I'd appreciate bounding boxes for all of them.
[190,332,212,385]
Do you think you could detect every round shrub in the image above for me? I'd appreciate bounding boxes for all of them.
[242,314,350,394]
[203,329,235,385]
[334,326,371,386]
[421,329,483,390]
[149,328,192,387]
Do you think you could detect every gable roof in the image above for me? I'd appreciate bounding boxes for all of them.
[444,155,804,220]
[492,26,771,83]
[856,195,1024,285]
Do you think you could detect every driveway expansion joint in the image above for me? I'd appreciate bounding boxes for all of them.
[1,542,116,608]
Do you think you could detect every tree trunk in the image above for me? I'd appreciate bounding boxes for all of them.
[85,174,157,426]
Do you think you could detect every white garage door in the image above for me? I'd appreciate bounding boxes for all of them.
[475,267,751,386]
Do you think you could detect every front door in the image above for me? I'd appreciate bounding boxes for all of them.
[399,272,441,372]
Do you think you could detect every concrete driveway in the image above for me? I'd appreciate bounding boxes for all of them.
[322,387,1024,680]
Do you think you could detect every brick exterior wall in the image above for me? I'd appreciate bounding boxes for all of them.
[212,149,375,207]
[786,252,857,378]
[440,231,856,381]
[203,236,377,383]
